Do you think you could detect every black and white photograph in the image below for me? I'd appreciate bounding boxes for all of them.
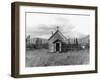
[11,2,97,78]
[25,12,90,67]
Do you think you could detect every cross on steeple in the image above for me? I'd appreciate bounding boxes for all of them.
[57,26,59,31]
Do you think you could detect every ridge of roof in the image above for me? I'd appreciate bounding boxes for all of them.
[48,30,67,41]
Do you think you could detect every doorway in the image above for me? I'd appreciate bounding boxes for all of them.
[56,43,60,52]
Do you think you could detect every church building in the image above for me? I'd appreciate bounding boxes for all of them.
[48,27,69,53]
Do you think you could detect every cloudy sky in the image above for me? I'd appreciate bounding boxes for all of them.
[26,12,90,39]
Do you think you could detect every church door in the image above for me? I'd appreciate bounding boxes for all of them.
[56,43,60,52]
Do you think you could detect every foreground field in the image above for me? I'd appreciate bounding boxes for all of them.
[26,49,89,67]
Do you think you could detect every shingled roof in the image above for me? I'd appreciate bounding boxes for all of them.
[48,29,67,41]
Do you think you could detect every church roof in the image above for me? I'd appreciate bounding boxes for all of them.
[48,30,67,41]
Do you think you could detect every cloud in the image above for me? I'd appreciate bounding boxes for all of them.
[26,15,88,39]
[55,16,69,23]
[26,23,76,39]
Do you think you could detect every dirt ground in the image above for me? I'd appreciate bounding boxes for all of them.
[25,49,89,67]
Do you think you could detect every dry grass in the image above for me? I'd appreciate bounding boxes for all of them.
[26,49,89,67]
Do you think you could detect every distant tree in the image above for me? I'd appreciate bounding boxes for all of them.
[26,35,30,43]
[73,38,79,49]
[74,38,76,44]
[75,38,78,46]
[68,38,70,45]
[86,39,90,48]
[67,38,71,50]
[35,38,42,49]
[76,38,79,49]
[26,35,31,49]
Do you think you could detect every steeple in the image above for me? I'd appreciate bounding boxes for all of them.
[48,26,66,41]
[57,26,59,31]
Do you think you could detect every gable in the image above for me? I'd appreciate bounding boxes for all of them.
[48,30,66,42]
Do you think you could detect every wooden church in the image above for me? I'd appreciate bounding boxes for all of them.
[48,27,70,53]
